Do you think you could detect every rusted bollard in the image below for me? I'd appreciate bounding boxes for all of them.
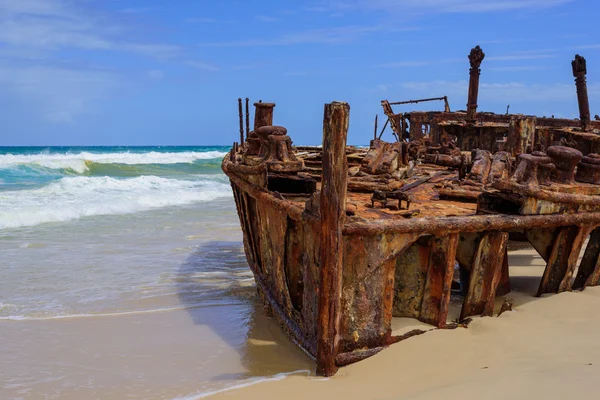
[254,102,276,130]
[317,101,350,377]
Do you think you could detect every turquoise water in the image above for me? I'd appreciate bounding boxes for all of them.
[0,146,311,399]
[0,146,230,229]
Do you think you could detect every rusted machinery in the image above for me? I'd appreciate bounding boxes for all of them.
[222,46,600,377]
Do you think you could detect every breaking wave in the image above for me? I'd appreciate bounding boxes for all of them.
[0,175,232,229]
[0,151,228,174]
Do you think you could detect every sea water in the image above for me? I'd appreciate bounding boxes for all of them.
[0,147,311,399]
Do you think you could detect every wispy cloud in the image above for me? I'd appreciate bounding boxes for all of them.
[255,15,280,22]
[119,7,155,14]
[313,0,573,14]
[0,0,180,59]
[0,0,190,123]
[488,65,550,72]
[284,71,309,76]
[487,54,557,61]
[185,61,220,72]
[398,80,600,103]
[377,60,430,68]
[0,63,122,123]
[147,70,164,80]
[199,25,417,47]
[185,17,218,23]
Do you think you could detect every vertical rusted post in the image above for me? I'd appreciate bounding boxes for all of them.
[572,54,591,131]
[373,114,378,141]
[467,46,485,122]
[254,102,276,130]
[238,98,244,144]
[245,98,250,140]
[230,142,235,162]
[443,96,451,112]
[317,101,349,377]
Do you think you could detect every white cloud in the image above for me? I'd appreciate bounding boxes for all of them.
[314,0,573,14]
[185,61,220,72]
[398,80,600,103]
[0,0,180,59]
[0,63,122,123]
[377,60,430,68]
[256,15,280,22]
[199,25,417,47]
[0,0,186,123]
[147,70,164,80]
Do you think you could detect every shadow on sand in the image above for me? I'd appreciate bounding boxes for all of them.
[176,240,313,381]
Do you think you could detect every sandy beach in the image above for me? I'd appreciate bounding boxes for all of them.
[209,247,600,399]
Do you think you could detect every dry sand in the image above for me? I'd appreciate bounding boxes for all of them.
[209,247,600,399]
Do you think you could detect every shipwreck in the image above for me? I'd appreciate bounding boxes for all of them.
[222,46,600,376]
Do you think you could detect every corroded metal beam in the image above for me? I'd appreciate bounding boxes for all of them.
[460,231,508,320]
[317,101,350,377]
[344,213,600,236]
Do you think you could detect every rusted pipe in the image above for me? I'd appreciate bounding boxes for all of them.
[389,96,449,106]
[572,54,591,131]
[378,118,389,140]
[245,98,250,140]
[343,212,600,236]
[467,46,485,121]
[238,98,244,144]
[374,114,378,141]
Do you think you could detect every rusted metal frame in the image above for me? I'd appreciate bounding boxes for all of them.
[460,231,508,320]
[343,212,600,237]
[378,118,390,139]
[336,328,429,366]
[222,158,307,222]
[317,101,350,377]
[573,227,600,289]
[420,233,460,327]
[537,225,592,296]
[248,256,317,359]
[559,225,594,292]
[231,185,257,268]
[389,96,449,106]
[497,248,511,296]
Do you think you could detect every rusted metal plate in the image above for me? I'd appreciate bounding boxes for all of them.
[460,231,508,320]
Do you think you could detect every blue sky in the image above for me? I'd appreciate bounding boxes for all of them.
[1,0,599,146]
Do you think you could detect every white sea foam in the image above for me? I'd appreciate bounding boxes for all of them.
[172,370,312,400]
[0,151,228,173]
[0,175,231,229]
[0,302,246,321]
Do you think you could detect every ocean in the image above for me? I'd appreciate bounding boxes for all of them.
[0,147,311,399]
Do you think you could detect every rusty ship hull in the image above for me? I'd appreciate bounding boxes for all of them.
[222,47,600,376]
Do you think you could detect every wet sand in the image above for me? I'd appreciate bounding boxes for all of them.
[209,248,600,399]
